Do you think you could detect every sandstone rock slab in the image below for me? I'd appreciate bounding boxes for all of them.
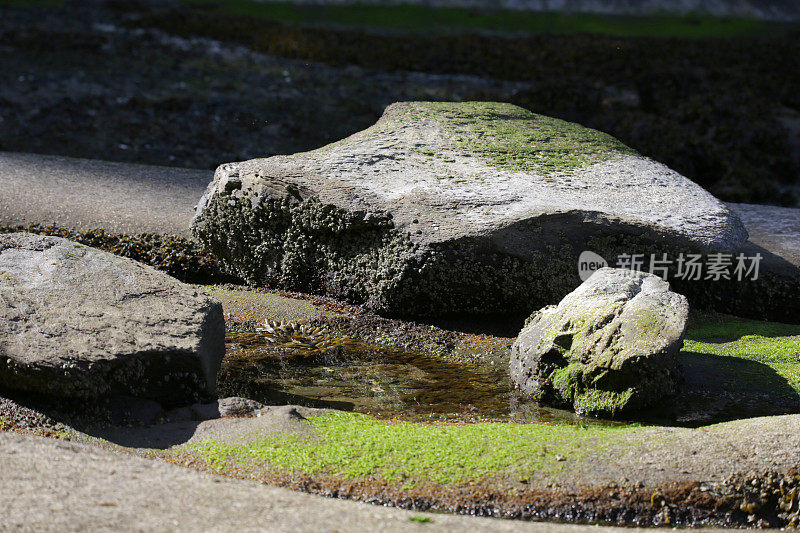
[510,267,689,415]
[0,233,224,404]
[192,101,746,316]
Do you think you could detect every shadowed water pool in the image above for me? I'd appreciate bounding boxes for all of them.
[217,332,618,425]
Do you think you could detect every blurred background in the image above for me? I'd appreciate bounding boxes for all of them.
[1,0,798,206]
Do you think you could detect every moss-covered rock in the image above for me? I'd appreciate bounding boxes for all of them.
[510,267,688,416]
[192,101,746,317]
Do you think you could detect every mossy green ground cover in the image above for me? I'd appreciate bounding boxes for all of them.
[396,101,636,173]
[180,0,793,38]
[177,313,800,483]
[181,411,636,483]
[682,312,800,393]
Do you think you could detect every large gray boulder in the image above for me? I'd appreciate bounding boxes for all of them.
[510,267,688,416]
[192,101,747,317]
[0,233,224,404]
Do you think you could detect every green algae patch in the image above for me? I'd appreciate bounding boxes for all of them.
[681,328,800,394]
[393,101,637,174]
[666,312,800,423]
[572,389,635,417]
[178,412,638,484]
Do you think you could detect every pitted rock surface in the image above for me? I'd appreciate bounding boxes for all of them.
[0,232,224,404]
[510,267,689,415]
[192,101,746,316]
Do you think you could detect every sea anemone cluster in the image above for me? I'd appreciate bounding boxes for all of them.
[255,319,348,356]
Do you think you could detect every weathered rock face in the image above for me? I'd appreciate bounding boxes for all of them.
[192,101,746,317]
[510,267,688,416]
[0,233,224,405]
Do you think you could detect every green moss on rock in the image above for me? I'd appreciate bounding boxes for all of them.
[387,101,637,173]
[177,411,635,483]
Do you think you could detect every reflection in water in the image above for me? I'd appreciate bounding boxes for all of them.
[218,332,623,426]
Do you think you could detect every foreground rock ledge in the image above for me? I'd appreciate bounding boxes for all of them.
[0,233,224,404]
[510,268,688,415]
[192,101,747,316]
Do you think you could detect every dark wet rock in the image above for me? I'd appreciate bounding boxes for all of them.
[190,396,265,420]
[639,202,800,325]
[108,396,164,426]
[0,233,224,405]
[510,267,688,416]
[256,0,800,21]
[160,397,265,423]
[728,203,800,268]
[161,406,193,424]
[192,101,746,317]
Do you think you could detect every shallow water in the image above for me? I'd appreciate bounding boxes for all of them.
[218,332,624,426]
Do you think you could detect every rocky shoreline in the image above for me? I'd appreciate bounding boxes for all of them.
[1,3,799,528]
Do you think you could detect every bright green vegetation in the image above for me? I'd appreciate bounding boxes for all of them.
[409,516,432,523]
[397,102,636,173]
[180,411,638,483]
[682,313,800,393]
[179,0,794,38]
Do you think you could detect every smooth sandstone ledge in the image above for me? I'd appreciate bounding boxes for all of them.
[0,151,212,238]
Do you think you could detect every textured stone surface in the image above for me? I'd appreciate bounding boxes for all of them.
[193,101,746,317]
[190,396,266,420]
[0,233,224,404]
[510,267,688,416]
[705,202,800,324]
[727,202,800,268]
